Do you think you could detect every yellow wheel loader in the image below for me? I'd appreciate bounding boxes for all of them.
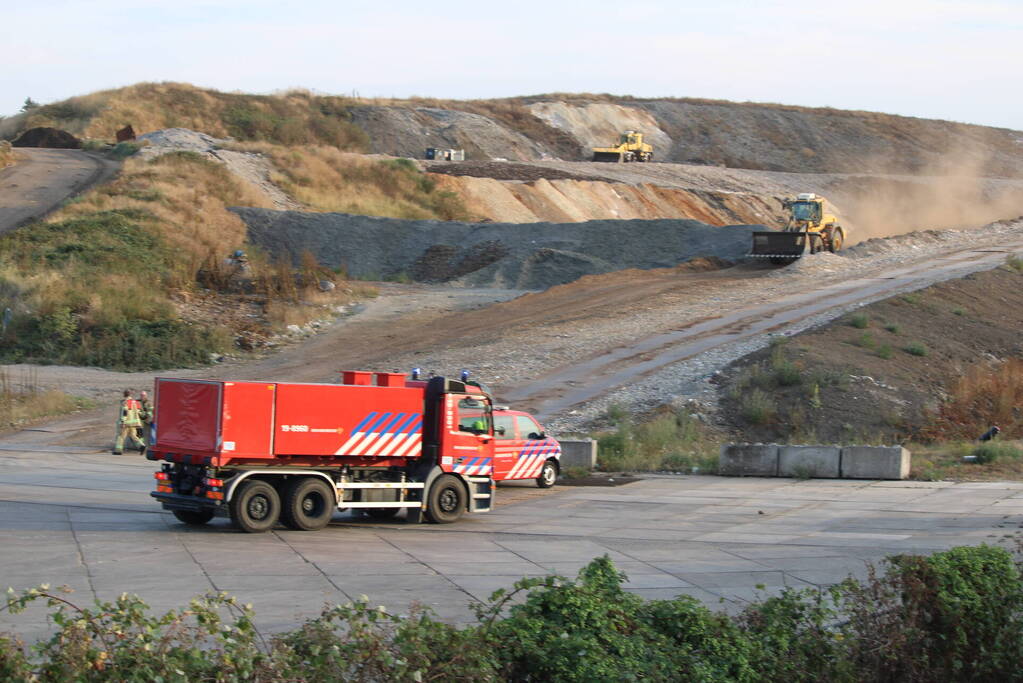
[592,130,653,163]
[748,193,845,264]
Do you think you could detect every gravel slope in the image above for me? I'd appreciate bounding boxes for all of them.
[231,207,762,289]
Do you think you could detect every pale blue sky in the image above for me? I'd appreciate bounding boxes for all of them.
[2,0,1021,129]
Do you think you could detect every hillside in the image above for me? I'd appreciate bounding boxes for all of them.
[4,83,1023,177]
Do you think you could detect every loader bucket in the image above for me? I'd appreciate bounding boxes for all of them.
[748,231,809,261]
[592,151,623,162]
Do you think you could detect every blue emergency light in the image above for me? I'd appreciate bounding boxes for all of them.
[460,369,470,381]
[411,367,421,380]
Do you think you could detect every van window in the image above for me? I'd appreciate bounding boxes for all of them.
[515,415,543,440]
[493,415,515,439]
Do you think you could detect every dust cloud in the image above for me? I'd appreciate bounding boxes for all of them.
[830,152,1023,243]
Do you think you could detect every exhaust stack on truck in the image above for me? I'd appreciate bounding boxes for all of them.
[149,371,561,532]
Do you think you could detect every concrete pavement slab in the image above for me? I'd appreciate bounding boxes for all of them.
[1,444,1021,641]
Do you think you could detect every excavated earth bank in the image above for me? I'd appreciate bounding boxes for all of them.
[230,207,761,290]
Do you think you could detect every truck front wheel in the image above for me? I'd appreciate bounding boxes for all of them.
[281,477,335,531]
[230,480,281,533]
[425,475,466,524]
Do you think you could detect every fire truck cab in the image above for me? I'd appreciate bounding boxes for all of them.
[149,372,561,533]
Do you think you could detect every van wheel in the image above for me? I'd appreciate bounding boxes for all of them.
[173,509,215,526]
[230,480,281,533]
[536,460,558,488]
[281,477,335,531]
[425,475,466,524]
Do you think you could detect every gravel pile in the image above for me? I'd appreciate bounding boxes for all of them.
[230,207,763,289]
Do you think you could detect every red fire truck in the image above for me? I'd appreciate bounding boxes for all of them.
[149,371,561,532]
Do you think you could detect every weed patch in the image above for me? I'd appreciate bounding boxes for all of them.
[0,369,90,431]
[973,441,1023,464]
[740,389,777,424]
[904,341,928,356]
[593,406,717,472]
[848,312,869,328]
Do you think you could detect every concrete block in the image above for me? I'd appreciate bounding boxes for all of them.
[840,446,911,480]
[718,444,779,477]
[778,446,841,478]
[559,439,597,470]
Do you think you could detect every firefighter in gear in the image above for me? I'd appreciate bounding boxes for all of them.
[113,389,145,455]
[138,389,155,452]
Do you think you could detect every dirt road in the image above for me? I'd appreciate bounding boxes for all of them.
[0,148,120,234]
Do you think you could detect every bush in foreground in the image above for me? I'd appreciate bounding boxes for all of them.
[3,545,1023,681]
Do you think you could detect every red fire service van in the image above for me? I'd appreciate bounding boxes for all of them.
[149,371,561,532]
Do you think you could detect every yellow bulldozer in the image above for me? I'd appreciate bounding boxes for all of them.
[749,193,846,263]
[592,130,653,163]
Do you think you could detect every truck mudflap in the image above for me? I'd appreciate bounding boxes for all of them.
[150,491,225,516]
[748,231,813,260]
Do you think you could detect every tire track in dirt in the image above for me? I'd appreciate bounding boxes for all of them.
[502,238,1023,422]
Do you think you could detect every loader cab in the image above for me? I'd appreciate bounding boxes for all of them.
[789,200,822,224]
[622,131,640,145]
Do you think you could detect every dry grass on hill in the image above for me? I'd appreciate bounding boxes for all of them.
[0,151,368,369]
[0,83,368,150]
[230,142,476,221]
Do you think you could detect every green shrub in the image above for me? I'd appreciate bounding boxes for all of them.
[973,441,1023,464]
[770,346,802,386]
[904,341,929,357]
[3,547,1023,682]
[1006,254,1023,273]
[594,408,715,472]
[884,322,900,334]
[877,343,893,359]
[848,312,869,328]
[836,545,1023,680]
[108,141,140,159]
[952,306,965,316]
[902,293,921,305]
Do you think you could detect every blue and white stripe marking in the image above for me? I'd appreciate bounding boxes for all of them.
[451,457,493,476]
[334,412,423,456]
[507,440,561,479]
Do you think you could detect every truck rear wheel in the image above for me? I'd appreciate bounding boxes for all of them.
[425,475,466,524]
[173,509,215,526]
[281,477,335,531]
[230,480,281,533]
[536,460,558,488]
